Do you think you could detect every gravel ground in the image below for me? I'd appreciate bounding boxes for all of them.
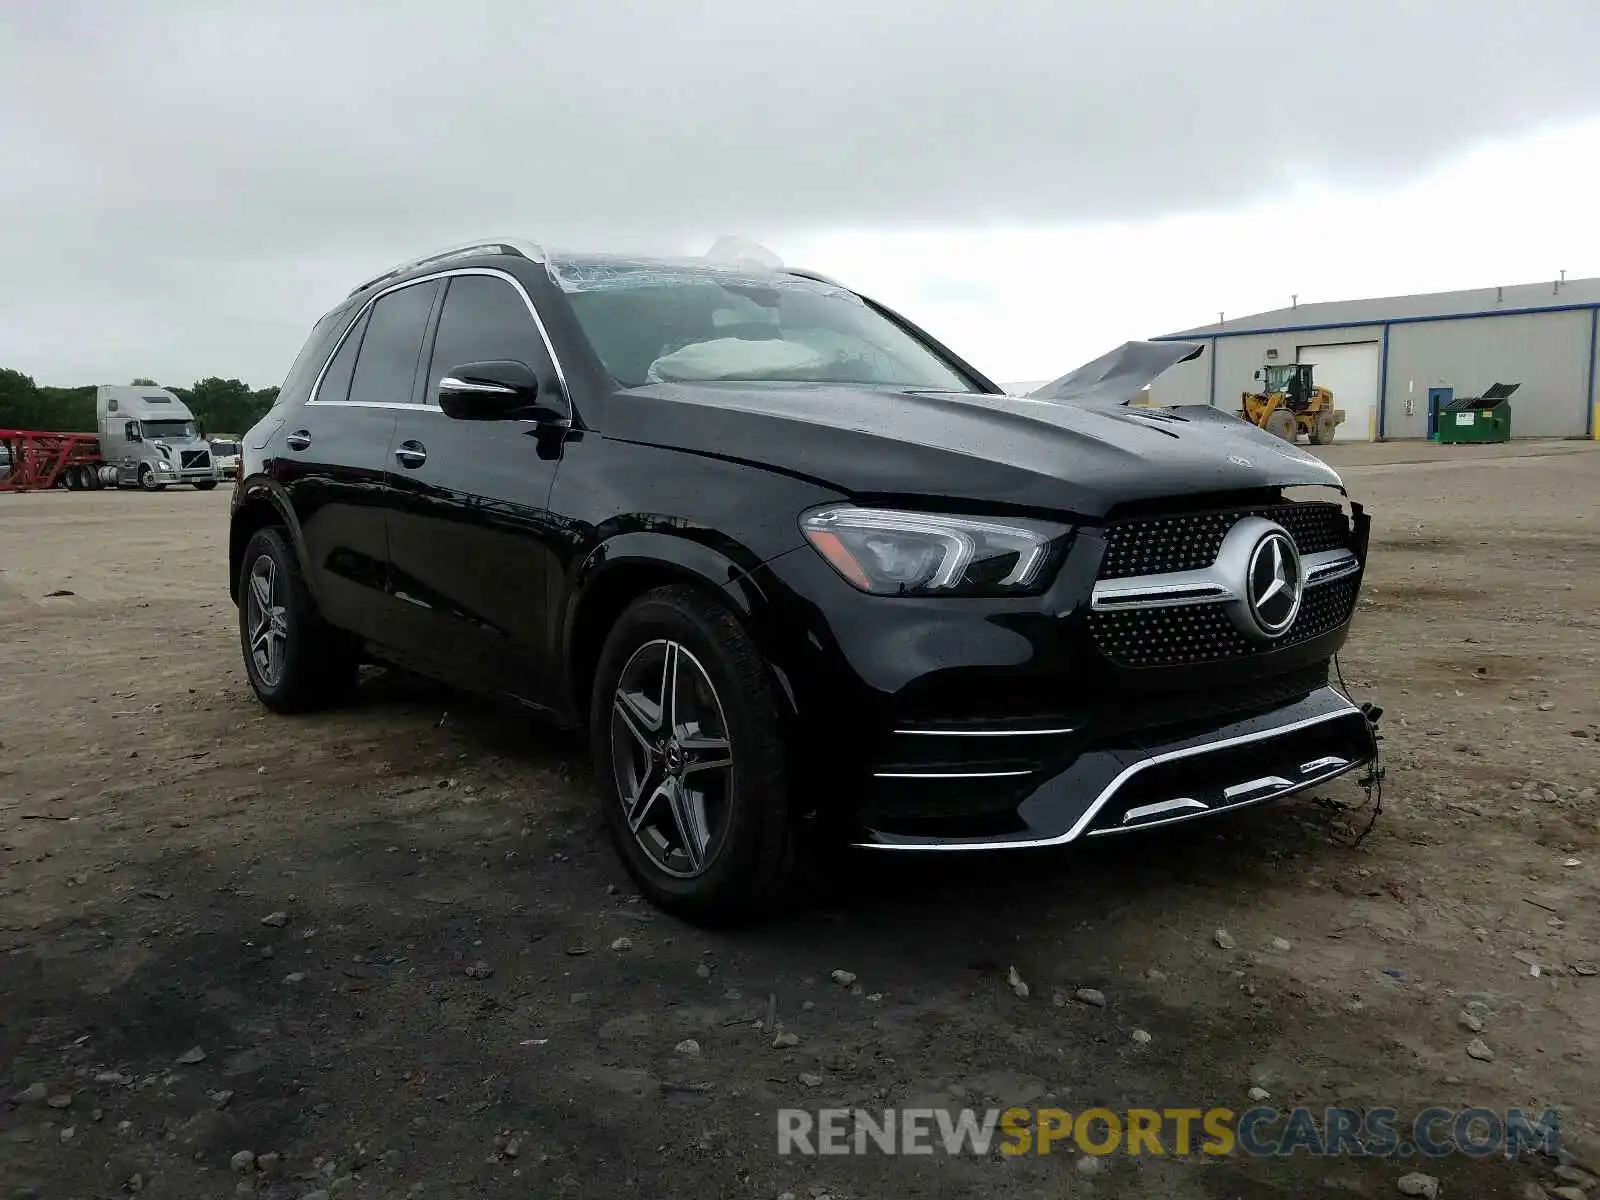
[2,441,1597,1199]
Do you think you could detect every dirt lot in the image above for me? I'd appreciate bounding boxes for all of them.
[3,442,1598,1200]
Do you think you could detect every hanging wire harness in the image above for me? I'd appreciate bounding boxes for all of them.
[1327,651,1385,847]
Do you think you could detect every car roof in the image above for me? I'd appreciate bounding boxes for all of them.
[346,239,845,302]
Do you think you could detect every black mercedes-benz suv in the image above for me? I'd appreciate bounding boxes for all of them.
[230,239,1374,919]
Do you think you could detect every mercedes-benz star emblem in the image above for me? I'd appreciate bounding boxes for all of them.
[1210,517,1306,642]
[1244,530,1302,637]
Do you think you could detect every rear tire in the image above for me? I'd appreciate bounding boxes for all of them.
[238,526,359,713]
[590,584,810,923]
[1309,412,1339,445]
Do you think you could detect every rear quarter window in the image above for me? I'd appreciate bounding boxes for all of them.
[315,309,371,405]
[275,307,353,408]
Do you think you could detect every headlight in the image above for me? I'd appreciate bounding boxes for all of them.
[800,505,1069,596]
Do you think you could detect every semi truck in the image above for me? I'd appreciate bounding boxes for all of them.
[1,387,229,492]
[94,386,222,490]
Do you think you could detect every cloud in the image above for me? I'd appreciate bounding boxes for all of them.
[2,0,1598,383]
[789,117,1600,381]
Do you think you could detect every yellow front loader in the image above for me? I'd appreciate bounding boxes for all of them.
[1240,363,1345,444]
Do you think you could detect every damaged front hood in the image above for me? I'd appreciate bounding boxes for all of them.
[603,380,1343,518]
[1027,339,1205,407]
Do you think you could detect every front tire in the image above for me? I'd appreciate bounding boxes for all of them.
[193,480,219,491]
[237,526,358,713]
[138,466,164,491]
[1266,408,1299,441]
[590,585,807,923]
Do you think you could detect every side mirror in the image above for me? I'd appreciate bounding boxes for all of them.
[1253,370,1262,381]
[438,360,569,424]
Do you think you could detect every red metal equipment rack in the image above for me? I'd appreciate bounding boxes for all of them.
[0,429,105,492]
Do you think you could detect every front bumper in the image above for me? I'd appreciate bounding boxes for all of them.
[852,685,1372,849]
[153,466,220,483]
[741,494,1372,850]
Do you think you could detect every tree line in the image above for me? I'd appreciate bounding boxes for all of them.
[0,368,280,438]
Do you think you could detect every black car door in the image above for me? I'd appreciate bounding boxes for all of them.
[278,280,437,648]
[383,270,567,708]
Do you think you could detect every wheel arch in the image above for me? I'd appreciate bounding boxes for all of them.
[560,532,783,728]
[229,480,314,606]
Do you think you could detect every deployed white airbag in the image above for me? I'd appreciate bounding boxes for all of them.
[646,337,827,383]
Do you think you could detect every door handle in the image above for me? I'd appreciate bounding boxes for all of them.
[285,429,312,451]
[394,441,427,468]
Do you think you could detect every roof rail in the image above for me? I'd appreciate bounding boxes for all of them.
[348,237,546,297]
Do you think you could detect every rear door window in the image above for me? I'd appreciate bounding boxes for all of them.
[347,281,440,406]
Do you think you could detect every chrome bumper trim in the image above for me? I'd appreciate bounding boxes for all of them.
[1223,774,1294,800]
[1299,755,1350,774]
[1087,753,1360,838]
[853,700,1365,851]
[1121,797,1208,825]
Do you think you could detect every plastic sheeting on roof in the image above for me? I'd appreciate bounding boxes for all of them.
[704,236,784,270]
[543,252,856,300]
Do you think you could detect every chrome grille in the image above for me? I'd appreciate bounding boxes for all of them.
[1090,574,1359,668]
[1099,502,1348,580]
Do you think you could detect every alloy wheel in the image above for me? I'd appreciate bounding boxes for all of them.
[246,553,288,688]
[610,639,734,878]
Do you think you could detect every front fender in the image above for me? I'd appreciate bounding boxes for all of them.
[560,528,768,647]
[557,528,788,723]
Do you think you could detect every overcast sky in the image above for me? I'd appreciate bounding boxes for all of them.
[3,0,1599,388]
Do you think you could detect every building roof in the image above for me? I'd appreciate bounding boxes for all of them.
[1161,275,1600,338]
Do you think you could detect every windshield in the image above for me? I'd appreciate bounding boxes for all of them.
[141,420,197,440]
[210,440,240,456]
[551,257,978,392]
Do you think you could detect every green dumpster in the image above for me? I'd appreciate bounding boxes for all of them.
[1438,382,1518,444]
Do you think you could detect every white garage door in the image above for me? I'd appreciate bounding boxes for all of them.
[1297,342,1380,442]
